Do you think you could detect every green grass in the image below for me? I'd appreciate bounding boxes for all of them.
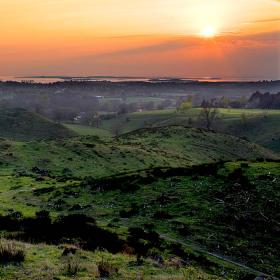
[225,115,280,152]
[98,108,280,152]
[0,126,277,178]
[63,123,113,138]
[0,108,75,141]
[37,162,280,276]
[99,108,280,131]
[1,162,279,278]
[0,239,223,280]
[0,108,279,278]
[99,109,178,134]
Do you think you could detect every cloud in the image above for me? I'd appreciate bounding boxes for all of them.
[242,31,280,42]
[253,17,280,23]
[101,40,188,56]
[87,38,199,59]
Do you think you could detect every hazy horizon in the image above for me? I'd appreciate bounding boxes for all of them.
[1,74,279,84]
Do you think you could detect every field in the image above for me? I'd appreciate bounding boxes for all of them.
[67,108,280,152]
[0,126,277,178]
[0,161,279,278]
[0,239,224,280]
[64,123,113,138]
[0,108,279,279]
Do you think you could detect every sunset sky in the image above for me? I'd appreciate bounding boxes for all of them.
[1,0,280,79]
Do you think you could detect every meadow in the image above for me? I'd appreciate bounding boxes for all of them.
[65,108,280,152]
[0,107,279,279]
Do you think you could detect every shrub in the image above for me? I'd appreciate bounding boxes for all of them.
[63,255,81,276]
[153,210,172,220]
[0,239,25,264]
[119,203,139,218]
[98,259,118,278]
[61,244,79,256]
[240,162,249,169]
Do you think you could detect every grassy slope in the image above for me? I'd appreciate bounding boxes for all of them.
[1,162,279,278]
[98,108,280,131]
[64,123,113,138]
[225,115,280,153]
[0,116,279,279]
[0,239,222,280]
[100,161,280,276]
[0,108,75,141]
[0,126,277,178]
[95,108,280,152]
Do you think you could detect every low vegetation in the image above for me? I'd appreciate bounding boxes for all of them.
[0,125,277,180]
[76,108,280,152]
[0,108,75,141]
[0,105,279,279]
[0,239,25,264]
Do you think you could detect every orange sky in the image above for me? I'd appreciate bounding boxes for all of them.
[0,0,279,78]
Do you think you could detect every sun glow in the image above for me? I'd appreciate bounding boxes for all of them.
[201,26,217,38]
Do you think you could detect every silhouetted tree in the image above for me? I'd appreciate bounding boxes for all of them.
[199,100,219,130]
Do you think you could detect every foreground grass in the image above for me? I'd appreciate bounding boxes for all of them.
[0,239,222,280]
[0,161,279,277]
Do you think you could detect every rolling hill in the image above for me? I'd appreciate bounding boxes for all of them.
[225,115,280,153]
[0,126,278,178]
[85,108,280,153]
[0,121,279,279]
[0,108,75,141]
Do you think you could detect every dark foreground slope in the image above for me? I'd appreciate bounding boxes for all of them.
[0,108,75,140]
[85,161,279,277]
[0,161,279,279]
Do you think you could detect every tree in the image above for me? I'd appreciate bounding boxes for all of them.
[177,96,193,112]
[111,123,122,136]
[93,112,101,128]
[199,100,219,130]
[219,96,229,108]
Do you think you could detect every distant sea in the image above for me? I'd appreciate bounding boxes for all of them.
[0,75,275,84]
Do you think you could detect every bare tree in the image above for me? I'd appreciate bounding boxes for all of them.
[199,100,219,130]
[111,122,123,137]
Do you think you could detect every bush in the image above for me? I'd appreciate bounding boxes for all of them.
[63,255,81,276]
[153,210,172,220]
[98,259,118,278]
[119,203,139,218]
[0,239,25,264]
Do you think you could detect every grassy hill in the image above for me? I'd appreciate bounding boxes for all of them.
[0,120,279,279]
[0,108,75,141]
[0,126,277,178]
[225,115,280,153]
[0,239,224,280]
[0,161,279,278]
[85,108,280,153]
[64,123,113,138]
[95,108,280,132]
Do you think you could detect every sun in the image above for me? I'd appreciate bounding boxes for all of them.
[201,26,216,38]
